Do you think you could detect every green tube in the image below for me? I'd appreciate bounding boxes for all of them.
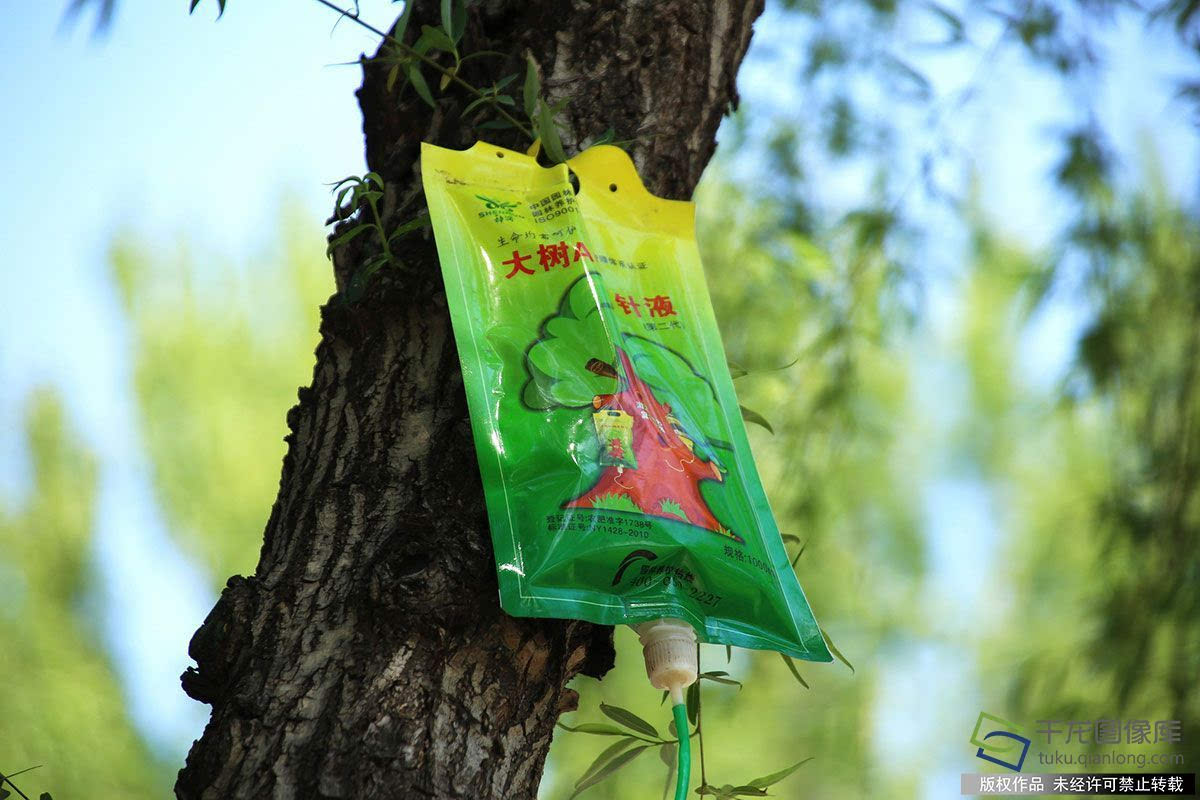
[673,702,691,800]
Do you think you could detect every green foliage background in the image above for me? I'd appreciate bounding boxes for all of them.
[0,396,170,799]
[0,211,332,796]
[106,210,329,583]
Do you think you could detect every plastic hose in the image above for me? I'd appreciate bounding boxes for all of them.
[636,620,697,800]
[672,702,691,800]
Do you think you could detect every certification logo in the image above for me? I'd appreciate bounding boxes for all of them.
[971,711,1032,772]
[611,549,657,585]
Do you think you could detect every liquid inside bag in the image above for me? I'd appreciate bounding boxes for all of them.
[421,141,830,660]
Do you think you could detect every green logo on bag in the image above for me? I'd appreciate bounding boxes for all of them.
[474,193,522,223]
[612,549,657,585]
[475,194,519,211]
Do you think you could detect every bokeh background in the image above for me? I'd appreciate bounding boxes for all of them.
[1,1,1197,797]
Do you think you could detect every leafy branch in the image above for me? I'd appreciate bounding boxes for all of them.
[563,642,824,798]
[325,172,428,302]
[728,355,804,435]
[307,0,581,154]
[558,534,856,798]
[696,758,813,799]
[355,0,536,139]
[555,703,688,799]
[781,533,856,675]
[186,0,225,16]
[0,764,53,800]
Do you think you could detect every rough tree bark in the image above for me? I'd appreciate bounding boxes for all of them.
[176,1,763,797]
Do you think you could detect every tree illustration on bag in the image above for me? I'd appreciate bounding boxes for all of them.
[522,276,742,540]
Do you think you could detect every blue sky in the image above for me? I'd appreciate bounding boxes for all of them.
[0,0,1196,791]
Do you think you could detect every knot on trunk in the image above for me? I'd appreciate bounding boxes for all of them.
[181,575,263,711]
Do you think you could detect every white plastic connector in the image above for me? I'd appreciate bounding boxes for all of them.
[635,618,699,706]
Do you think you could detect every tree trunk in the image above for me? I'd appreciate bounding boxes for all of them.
[176,2,762,797]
